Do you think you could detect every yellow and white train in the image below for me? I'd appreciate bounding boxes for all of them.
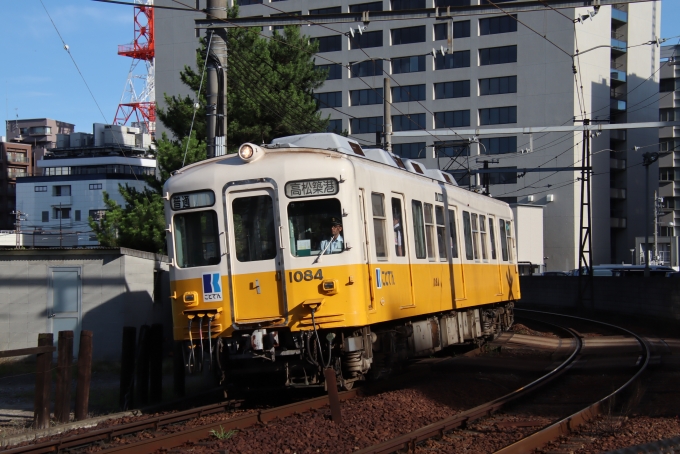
[164,133,519,389]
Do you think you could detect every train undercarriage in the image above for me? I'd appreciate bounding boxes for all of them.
[184,303,514,392]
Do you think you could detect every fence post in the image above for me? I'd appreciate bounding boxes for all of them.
[33,333,53,429]
[135,325,150,406]
[149,323,163,403]
[75,330,93,421]
[55,330,74,423]
[119,326,136,410]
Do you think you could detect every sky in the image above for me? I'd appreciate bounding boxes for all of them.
[0,0,679,135]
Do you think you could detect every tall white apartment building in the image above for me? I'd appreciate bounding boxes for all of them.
[156,0,661,271]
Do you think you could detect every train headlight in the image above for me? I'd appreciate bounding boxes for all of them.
[238,143,264,162]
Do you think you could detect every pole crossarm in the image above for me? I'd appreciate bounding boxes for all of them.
[194,0,657,28]
[394,121,680,138]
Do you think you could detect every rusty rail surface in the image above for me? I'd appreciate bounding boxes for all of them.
[5,390,358,454]
[493,310,651,454]
[353,315,583,454]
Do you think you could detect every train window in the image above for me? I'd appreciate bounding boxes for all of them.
[499,219,509,261]
[287,198,344,257]
[371,193,388,259]
[391,197,406,257]
[479,215,488,261]
[448,209,459,259]
[232,196,277,262]
[471,213,480,260]
[435,206,446,260]
[411,201,427,259]
[505,220,514,262]
[424,203,435,260]
[488,217,497,260]
[462,211,473,260]
[173,210,221,268]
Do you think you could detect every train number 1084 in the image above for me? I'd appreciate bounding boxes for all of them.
[289,269,324,283]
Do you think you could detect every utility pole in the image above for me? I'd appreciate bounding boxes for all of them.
[577,119,593,309]
[383,78,392,153]
[205,0,228,159]
[11,210,25,248]
[654,190,659,265]
[642,152,659,277]
[59,202,63,248]
[476,158,499,195]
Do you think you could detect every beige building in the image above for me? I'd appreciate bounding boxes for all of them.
[5,118,75,177]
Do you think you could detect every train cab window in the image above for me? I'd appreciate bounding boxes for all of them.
[391,197,406,257]
[435,206,446,260]
[371,193,388,259]
[424,203,435,260]
[288,198,345,257]
[173,210,221,268]
[479,215,488,261]
[499,219,509,261]
[471,213,480,260]
[462,211,474,260]
[488,217,497,260]
[448,209,459,259]
[505,219,514,262]
[411,201,427,259]
[232,195,277,262]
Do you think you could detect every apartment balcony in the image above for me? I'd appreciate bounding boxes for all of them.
[611,34,627,54]
[6,169,27,179]
[611,217,627,229]
[659,182,675,199]
[7,154,29,164]
[611,7,628,24]
[51,196,72,206]
[610,68,626,85]
[610,158,626,171]
[610,129,626,142]
[611,98,627,112]
[610,188,627,199]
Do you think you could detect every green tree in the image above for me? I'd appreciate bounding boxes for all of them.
[91,10,328,253]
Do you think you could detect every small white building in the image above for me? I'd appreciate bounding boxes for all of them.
[15,124,155,247]
[511,204,545,274]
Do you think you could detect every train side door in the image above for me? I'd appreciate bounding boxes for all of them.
[225,184,287,326]
[487,215,504,295]
[358,189,376,312]
[447,205,466,301]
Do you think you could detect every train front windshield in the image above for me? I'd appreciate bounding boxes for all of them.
[287,198,344,257]
[173,210,221,268]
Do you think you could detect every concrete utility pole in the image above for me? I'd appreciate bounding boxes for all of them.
[642,152,659,277]
[383,78,392,153]
[206,0,228,159]
[654,190,659,265]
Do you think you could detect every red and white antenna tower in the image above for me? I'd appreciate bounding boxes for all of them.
[114,0,155,136]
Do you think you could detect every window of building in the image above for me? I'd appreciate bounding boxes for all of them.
[436,0,470,5]
[6,151,28,163]
[310,6,341,14]
[75,210,81,222]
[350,30,383,49]
[480,45,517,65]
[480,76,517,95]
[479,215,488,260]
[392,84,426,103]
[53,185,71,196]
[435,110,471,128]
[350,88,384,106]
[480,136,517,155]
[435,141,470,157]
[435,51,470,70]
[43,165,154,177]
[393,114,426,131]
[480,106,517,125]
[350,1,383,13]
[89,210,107,221]
[448,209,459,258]
[424,203,435,259]
[53,207,71,219]
[660,139,680,153]
[236,0,263,4]
[315,35,342,52]
[488,217,497,260]
[660,78,679,92]
[317,63,343,80]
[488,167,518,184]
[449,170,471,187]
[435,80,470,99]
[232,196,277,262]
[29,126,52,135]
[434,20,470,40]
[89,183,103,190]
[435,206,446,259]
[660,108,680,122]
[350,59,383,77]
[412,200,427,259]
[7,168,26,178]
[371,193,388,259]
[351,116,383,134]
[391,55,426,74]
[35,186,47,192]
[42,211,49,222]
[393,142,426,159]
[391,198,406,257]
[391,0,425,9]
[173,210,221,268]
[462,211,474,260]
[391,25,426,45]
[327,119,343,133]
[480,15,518,35]
[314,91,343,108]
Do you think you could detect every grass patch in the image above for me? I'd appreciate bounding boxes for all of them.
[210,426,237,440]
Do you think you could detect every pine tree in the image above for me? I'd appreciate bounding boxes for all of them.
[91,10,329,253]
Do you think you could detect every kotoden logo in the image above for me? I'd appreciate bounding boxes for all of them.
[202,273,223,302]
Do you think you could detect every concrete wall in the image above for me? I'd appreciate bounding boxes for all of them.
[0,248,170,360]
[518,276,680,320]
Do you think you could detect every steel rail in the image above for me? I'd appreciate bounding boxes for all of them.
[493,309,651,454]
[353,317,582,454]
[3,390,358,454]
